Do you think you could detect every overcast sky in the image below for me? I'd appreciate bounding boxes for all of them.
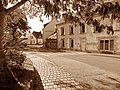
[27,16,51,32]
[8,3,51,33]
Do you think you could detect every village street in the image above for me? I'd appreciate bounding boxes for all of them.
[25,50,120,90]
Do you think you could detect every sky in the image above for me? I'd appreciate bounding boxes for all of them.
[27,16,51,33]
[7,3,52,33]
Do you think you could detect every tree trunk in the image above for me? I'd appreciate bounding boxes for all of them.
[0,12,5,46]
[0,0,28,59]
[0,1,6,59]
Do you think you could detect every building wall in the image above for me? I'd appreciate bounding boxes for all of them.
[86,18,120,53]
[27,33,37,44]
[57,22,87,51]
[43,18,58,45]
[86,29,120,53]
[38,38,43,45]
[46,39,57,49]
[57,18,120,54]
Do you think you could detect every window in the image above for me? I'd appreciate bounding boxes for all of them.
[100,40,104,50]
[61,39,65,48]
[105,40,109,50]
[110,40,114,50]
[70,39,74,48]
[69,26,74,35]
[61,27,65,36]
[99,39,114,51]
[80,23,85,33]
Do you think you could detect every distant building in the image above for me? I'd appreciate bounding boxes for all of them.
[27,31,43,45]
[46,32,57,49]
[42,17,58,47]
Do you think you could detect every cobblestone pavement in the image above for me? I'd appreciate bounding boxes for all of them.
[26,53,83,90]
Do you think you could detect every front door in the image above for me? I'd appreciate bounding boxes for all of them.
[81,39,86,51]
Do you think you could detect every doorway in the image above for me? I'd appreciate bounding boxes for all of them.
[81,39,86,51]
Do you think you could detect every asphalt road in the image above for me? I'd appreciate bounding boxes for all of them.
[63,53,120,76]
[34,51,120,76]
[25,51,120,89]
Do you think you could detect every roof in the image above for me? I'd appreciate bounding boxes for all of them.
[43,16,58,28]
[44,22,50,28]
[32,31,42,38]
[47,32,57,39]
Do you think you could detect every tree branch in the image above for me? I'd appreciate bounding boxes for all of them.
[6,0,28,13]
[0,0,5,11]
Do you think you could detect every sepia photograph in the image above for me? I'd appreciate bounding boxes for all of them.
[0,0,120,90]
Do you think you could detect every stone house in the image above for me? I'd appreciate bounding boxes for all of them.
[42,0,120,53]
[56,15,120,54]
[56,19,87,51]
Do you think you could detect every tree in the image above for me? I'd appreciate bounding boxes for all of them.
[0,0,120,89]
[4,8,30,47]
[0,0,120,51]
[0,0,27,57]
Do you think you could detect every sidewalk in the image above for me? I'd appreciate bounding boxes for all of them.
[91,53,120,59]
[62,50,120,59]
[25,53,82,90]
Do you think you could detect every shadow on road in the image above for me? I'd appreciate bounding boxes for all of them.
[94,76,120,90]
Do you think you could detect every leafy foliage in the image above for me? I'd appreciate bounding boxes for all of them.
[0,47,34,89]
[0,3,32,89]
[4,8,30,49]
[62,0,120,34]
[1,0,120,34]
[96,2,120,20]
[5,8,30,33]
[20,0,119,34]
[5,49,25,68]
[0,0,120,89]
